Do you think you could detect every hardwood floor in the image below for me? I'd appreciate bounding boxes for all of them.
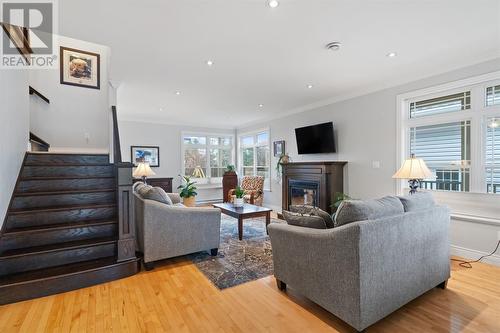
[0,257,498,332]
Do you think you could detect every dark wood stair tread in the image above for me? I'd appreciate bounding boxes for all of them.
[24,163,113,167]
[5,219,117,235]
[9,203,117,215]
[21,176,115,180]
[0,256,120,286]
[0,237,117,258]
[14,188,115,196]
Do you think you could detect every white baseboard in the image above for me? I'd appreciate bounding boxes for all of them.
[451,244,500,267]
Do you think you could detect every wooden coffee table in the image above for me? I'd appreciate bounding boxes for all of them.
[213,203,272,240]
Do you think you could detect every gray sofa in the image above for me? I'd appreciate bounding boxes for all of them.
[268,193,450,332]
[134,188,221,270]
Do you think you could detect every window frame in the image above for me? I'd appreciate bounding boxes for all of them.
[181,131,235,186]
[396,71,500,196]
[237,128,271,191]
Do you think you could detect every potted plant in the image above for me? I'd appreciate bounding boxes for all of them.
[224,164,236,174]
[330,192,353,213]
[177,175,198,207]
[233,186,245,207]
[275,153,290,182]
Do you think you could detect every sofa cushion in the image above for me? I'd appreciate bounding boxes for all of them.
[142,186,173,205]
[334,196,404,227]
[137,184,153,197]
[398,192,435,212]
[283,210,327,229]
[289,205,334,229]
[133,182,146,193]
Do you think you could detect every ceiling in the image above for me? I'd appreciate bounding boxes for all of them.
[59,0,500,128]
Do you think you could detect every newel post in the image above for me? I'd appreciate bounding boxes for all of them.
[116,162,136,262]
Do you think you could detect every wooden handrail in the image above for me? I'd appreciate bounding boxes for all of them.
[29,86,50,104]
[111,106,122,163]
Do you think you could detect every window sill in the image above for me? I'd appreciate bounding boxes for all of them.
[451,213,500,227]
[197,185,223,190]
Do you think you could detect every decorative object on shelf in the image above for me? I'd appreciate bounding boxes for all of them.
[275,153,290,183]
[273,140,286,157]
[192,165,206,178]
[177,175,198,207]
[223,165,238,203]
[1,22,32,64]
[60,46,100,89]
[393,154,434,194]
[133,162,156,184]
[131,146,160,167]
[233,186,245,207]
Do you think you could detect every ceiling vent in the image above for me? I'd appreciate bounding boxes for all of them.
[325,42,341,51]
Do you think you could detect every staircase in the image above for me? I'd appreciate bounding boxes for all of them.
[0,152,139,305]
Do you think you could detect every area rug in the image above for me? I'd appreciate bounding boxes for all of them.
[188,215,282,289]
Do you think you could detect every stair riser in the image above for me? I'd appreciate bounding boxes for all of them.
[0,243,116,276]
[0,224,117,252]
[12,192,116,210]
[25,154,109,165]
[22,165,114,178]
[17,178,115,193]
[6,207,116,229]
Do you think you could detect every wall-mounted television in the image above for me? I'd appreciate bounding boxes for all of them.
[295,122,336,154]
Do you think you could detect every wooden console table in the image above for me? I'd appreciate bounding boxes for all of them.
[133,177,173,193]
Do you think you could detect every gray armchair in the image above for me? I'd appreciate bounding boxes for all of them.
[134,192,221,270]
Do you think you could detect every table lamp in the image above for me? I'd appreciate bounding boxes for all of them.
[392,154,434,194]
[133,162,156,184]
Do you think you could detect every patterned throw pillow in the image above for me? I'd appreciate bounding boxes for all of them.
[289,205,334,228]
[142,187,173,205]
[282,210,327,229]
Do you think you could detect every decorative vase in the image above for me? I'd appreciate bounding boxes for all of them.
[183,196,196,207]
[234,197,244,207]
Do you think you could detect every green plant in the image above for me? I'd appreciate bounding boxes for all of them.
[234,186,244,199]
[177,175,198,198]
[225,165,235,172]
[331,192,354,212]
[275,154,289,174]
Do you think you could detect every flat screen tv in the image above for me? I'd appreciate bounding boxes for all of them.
[295,122,336,154]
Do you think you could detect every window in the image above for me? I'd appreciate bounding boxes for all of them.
[182,133,233,184]
[399,74,500,195]
[238,130,270,189]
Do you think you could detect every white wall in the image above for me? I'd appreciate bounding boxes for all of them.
[118,120,235,202]
[29,36,111,153]
[238,58,500,265]
[0,69,29,229]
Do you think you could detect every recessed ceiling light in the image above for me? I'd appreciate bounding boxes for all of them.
[175,91,181,95]
[206,60,214,66]
[307,84,313,89]
[259,104,264,108]
[386,52,397,58]
[159,107,164,112]
[268,0,279,8]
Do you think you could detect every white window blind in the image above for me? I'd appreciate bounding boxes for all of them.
[486,118,500,193]
[409,121,471,192]
[409,91,471,118]
[486,85,500,106]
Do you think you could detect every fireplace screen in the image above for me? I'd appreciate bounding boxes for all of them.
[288,179,320,207]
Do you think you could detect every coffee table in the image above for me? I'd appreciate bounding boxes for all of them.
[212,203,272,240]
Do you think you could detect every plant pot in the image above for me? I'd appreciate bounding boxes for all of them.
[183,196,196,207]
[234,197,244,207]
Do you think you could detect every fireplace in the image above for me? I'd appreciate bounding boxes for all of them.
[281,161,347,214]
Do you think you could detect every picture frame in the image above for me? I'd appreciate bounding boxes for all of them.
[1,23,32,64]
[131,146,160,167]
[273,140,285,157]
[60,46,100,89]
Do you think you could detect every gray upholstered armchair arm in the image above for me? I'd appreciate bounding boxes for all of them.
[268,223,362,328]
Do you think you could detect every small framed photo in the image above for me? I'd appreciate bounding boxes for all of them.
[273,140,285,157]
[131,146,160,167]
[60,46,100,89]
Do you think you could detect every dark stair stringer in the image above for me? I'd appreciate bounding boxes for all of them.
[0,152,139,305]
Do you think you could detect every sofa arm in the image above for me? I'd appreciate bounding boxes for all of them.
[268,223,362,328]
[166,193,181,204]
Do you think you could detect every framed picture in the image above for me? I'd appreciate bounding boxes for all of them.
[131,146,160,167]
[1,23,32,64]
[60,46,100,89]
[273,140,285,157]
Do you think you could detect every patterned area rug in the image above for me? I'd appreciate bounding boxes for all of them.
[188,215,282,289]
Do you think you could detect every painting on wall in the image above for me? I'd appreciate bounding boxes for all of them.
[60,46,100,89]
[273,140,285,157]
[131,146,160,167]
[1,23,32,64]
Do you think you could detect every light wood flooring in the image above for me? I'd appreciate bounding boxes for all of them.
[0,256,499,332]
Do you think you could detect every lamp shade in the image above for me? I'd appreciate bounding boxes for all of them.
[392,155,434,180]
[133,162,156,178]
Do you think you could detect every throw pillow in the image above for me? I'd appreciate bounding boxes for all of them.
[283,210,327,229]
[133,182,146,193]
[398,192,435,212]
[334,196,404,227]
[137,184,152,197]
[142,186,173,205]
[289,205,334,228]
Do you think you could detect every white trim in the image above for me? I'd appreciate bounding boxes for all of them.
[451,245,500,267]
[451,213,500,227]
[237,128,272,190]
